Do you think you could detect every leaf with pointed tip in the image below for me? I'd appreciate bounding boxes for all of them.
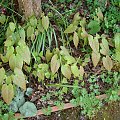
[71,64,79,77]
[51,54,60,74]
[13,68,26,90]
[79,66,84,77]
[16,43,31,65]
[100,37,109,55]
[0,67,5,86]
[92,51,100,67]
[61,65,71,79]
[114,33,120,50]
[60,46,70,56]
[96,7,103,21]
[64,55,76,64]
[27,26,34,38]
[102,56,113,71]
[42,16,49,31]
[0,14,6,24]
[9,22,15,32]
[2,84,14,104]
[73,32,79,48]
[64,24,77,33]
[9,54,23,71]
[46,49,53,63]
[88,35,99,53]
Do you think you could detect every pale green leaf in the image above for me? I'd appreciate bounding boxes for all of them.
[96,7,103,21]
[61,65,71,79]
[100,37,109,55]
[0,14,6,24]
[92,51,100,67]
[114,33,120,50]
[64,24,77,33]
[42,16,49,31]
[51,54,60,74]
[71,64,79,77]
[2,84,14,104]
[13,68,26,90]
[60,46,70,56]
[9,54,23,71]
[0,67,5,86]
[45,49,53,62]
[64,55,76,64]
[9,22,15,32]
[27,26,34,38]
[73,32,79,48]
[102,56,113,71]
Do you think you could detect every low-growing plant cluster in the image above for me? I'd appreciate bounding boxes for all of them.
[0,0,120,119]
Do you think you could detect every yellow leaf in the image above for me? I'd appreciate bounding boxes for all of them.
[73,32,79,48]
[2,84,14,104]
[102,56,113,71]
[80,66,84,77]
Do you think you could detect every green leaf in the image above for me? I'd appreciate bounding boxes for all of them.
[102,56,113,71]
[60,46,70,56]
[30,17,37,27]
[100,37,109,55]
[37,19,44,32]
[51,54,60,74]
[71,64,79,77]
[64,55,76,64]
[62,87,68,94]
[88,20,100,34]
[19,28,25,41]
[37,70,44,81]
[73,32,79,48]
[9,22,16,32]
[13,68,26,90]
[61,65,71,79]
[114,33,120,50]
[0,14,6,24]
[27,26,34,38]
[92,51,100,67]
[0,67,5,86]
[16,42,31,65]
[42,16,49,31]
[9,54,23,71]
[45,49,53,62]
[19,102,37,117]
[2,84,14,104]
[64,24,77,33]
[96,7,103,21]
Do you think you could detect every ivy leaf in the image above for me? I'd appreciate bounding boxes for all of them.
[16,43,31,65]
[0,14,6,24]
[19,102,37,117]
[27,26,34,38]
[42,16,49,31]
[51,54,60,74]
[64,24,77,33]
[88,20,100,34]
[88,35,99,53]
[73,32,79,48]
[2,84,14,104]
[64,55,76,64]
[92,51,100,67]
[71,64,79,77]
[0,67,5,86]
[102,56,113,71]
[9,22,15,32]
[9,54,23,71]
[13,68,26,91]
[100,37,109,55]
[61,65,71,79]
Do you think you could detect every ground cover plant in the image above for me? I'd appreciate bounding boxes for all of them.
[0,0,120,119]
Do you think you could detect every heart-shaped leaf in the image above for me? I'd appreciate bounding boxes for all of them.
[64,24,77,33]
[61,65,71,79]
[100,37,109,55]
[51,54,60,74]
[9,54,23,71]
[2,84,14,104]
[88,35,99,53]
[71,64,79,77]
[19,102,37,117]
[92,51,100,67]
[13,68,26,90]
[102,56,113,71]
[42,16,49,31]
[73,32,79,48]
[0,67,5,86]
